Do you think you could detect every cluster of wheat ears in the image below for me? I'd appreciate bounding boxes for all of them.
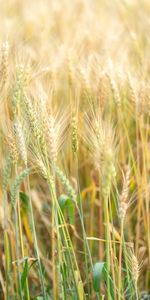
[0,0,150,299]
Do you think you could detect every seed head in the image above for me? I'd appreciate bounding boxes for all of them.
[107,74,121,107]
[71,115,78,153]
[7,133,19,165]
[119,165,130,220]
[48,115,57,162]
[0,41,9,85]
[13,121,27,166]
[131,254,139,286]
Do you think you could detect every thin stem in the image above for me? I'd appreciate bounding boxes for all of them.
[104,196,111,299]
[26,175,47,299]
[17,196,30,300]
[14,207,23,300]
[47,174,81,300]
[52,188,57,300]
[118,220,124,300]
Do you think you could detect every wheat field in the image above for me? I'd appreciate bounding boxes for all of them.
[0,0,150,299]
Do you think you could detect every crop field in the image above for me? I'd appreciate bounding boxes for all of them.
[0,0,150,299]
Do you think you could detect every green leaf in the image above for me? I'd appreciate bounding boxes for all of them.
[102,264,114,298]
[21,257,28,289]
[93,262,105,293]
[58,194,75,225]
[20,191,29,212]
